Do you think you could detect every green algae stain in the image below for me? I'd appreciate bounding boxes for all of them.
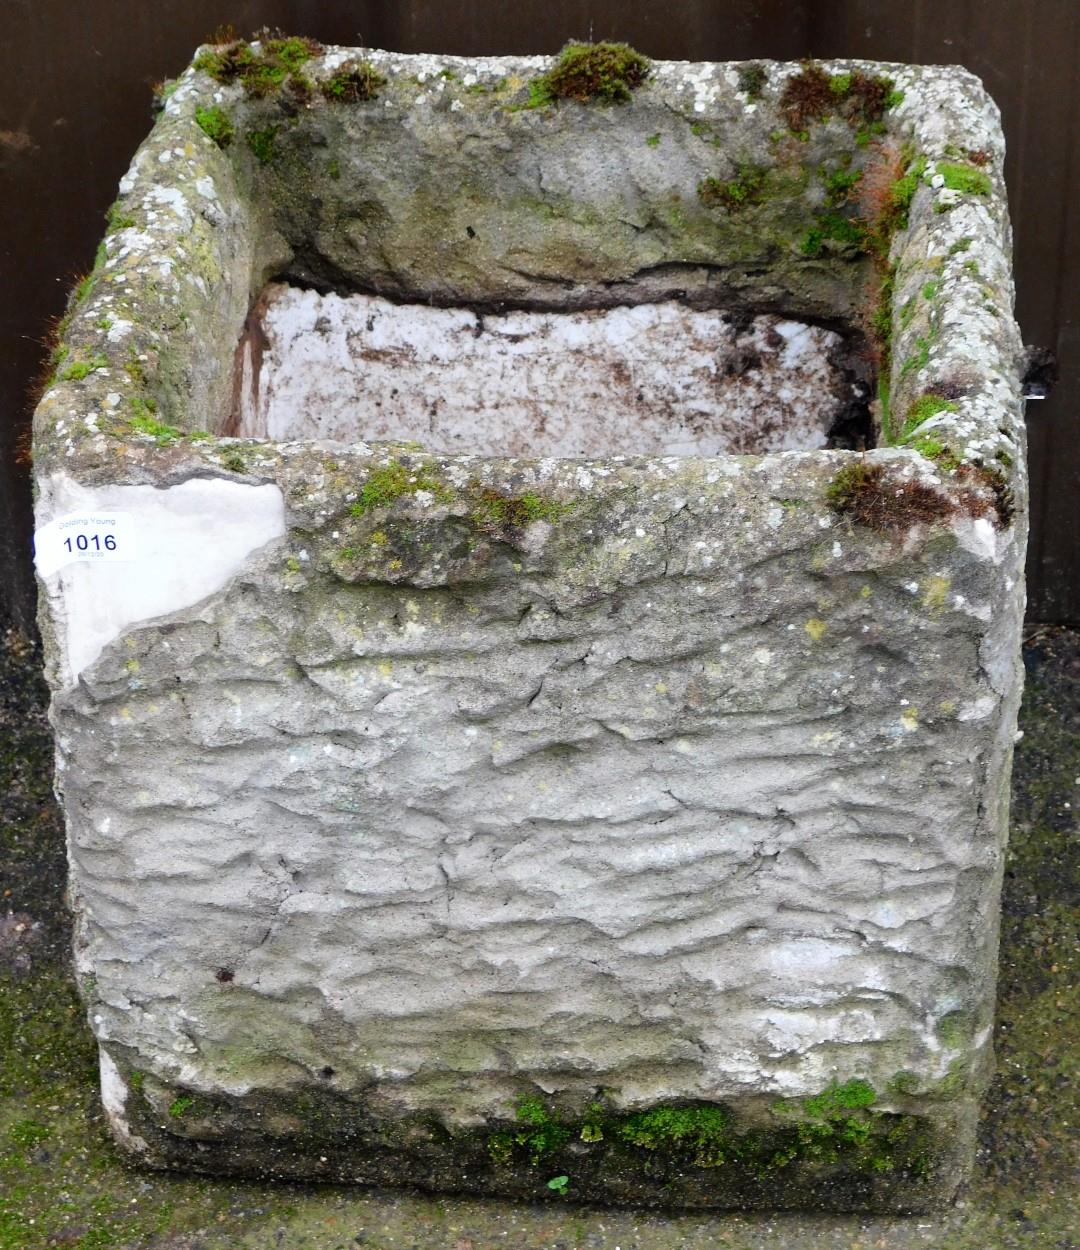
[936,1010,976,1050]
[922,574,952,613]
[469,488,572,529]
[888,1070,921,1097]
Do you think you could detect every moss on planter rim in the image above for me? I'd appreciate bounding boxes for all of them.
[526,41,652,107]
[322,60,387,103]
[193,34,324,98]
[779,60,903,137]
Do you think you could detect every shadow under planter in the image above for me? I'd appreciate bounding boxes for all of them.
[32,40,1027,1212]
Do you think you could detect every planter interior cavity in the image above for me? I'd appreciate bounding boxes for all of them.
[32,42,1027,1214]
[231,290,856,456]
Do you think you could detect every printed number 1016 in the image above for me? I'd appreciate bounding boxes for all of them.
[64,533,118,553]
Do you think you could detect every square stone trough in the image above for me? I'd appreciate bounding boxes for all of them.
[33,42,1027,1212]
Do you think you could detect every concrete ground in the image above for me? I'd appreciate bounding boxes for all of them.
[1,624,1075,1250]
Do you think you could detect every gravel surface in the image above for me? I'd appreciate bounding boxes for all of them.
[1,624,1075,1250]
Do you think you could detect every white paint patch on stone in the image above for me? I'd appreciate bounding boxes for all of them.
[234,286,850,457]
[99,1047,147,1152]
[36,474,286,687]
[99,1047,128,1119]
[955,516,1002,563]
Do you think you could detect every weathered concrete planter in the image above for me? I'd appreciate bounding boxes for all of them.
[33,42,1026,1212]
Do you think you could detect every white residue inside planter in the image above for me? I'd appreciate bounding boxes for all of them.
[230,284,862,456]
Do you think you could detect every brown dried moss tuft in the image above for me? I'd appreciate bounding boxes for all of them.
[956,464,1016,528]
[827,459,1014,534]
[845,70,892,123]
[205,23,241,47]
[826,462,955,533]
[780,61,897,134]
[780,61,835,131]
[854,138,907,242]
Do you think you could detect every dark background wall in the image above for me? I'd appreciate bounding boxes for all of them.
[2,1,1076,631]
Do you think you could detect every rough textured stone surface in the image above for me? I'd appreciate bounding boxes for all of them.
[32,45,1026,1211]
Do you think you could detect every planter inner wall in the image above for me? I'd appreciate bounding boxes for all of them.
[232,289,853,454]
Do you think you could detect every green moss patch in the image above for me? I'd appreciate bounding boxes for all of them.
[938,162,992,197]
[799,211,866,256]
[246,125,279,165]
[698,164,768,212]
[802,1079,877,1115]
[822,165,862,207]
[616,1104,731,1167]
[899,392,959,440]
[827,456,1013,532]
[322,60,386,103]
[473,1086,941,1198]
[909,435,960,468]
[168,1095,195,1119]
[123,1070,945,1208]
[195,104,234,148]
[529,41,651,106]
[737,63,768,99]
[129,411,183,445]
[60,353,108,382]
[104,201,135,233]
[349,460,453,516]
[886,154,927,227]
[488,1095,573,1166]
[194,35,322,99]
[826,460,955,533]
[898,334,932,384]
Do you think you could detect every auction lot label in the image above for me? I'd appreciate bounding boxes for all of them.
[34,512,136,577]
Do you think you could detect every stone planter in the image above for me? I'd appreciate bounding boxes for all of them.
[33,42,1026,1212]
